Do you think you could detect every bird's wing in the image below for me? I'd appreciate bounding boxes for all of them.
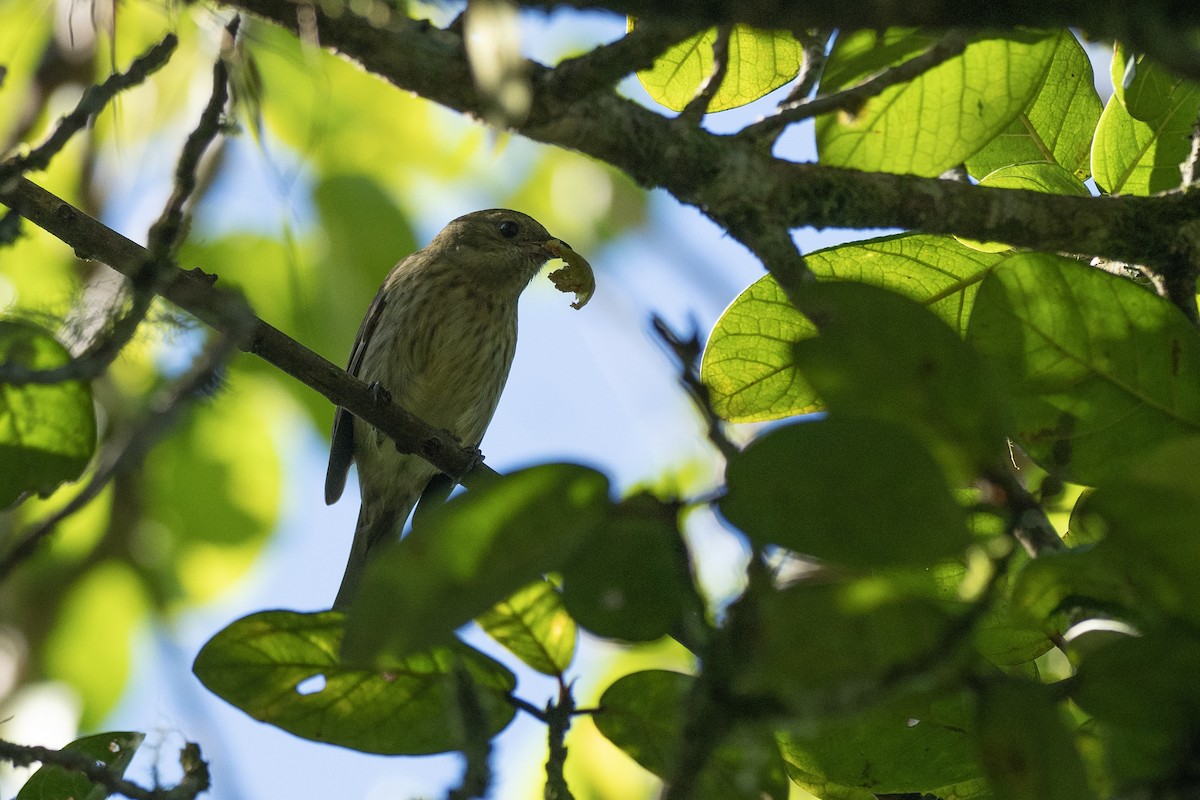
[325,282,391,505]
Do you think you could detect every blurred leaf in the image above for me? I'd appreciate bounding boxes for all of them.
[43,561,149,728]
[789,280,1009,475]
[314,174,417,304]
[966,253,1200,484]
[817,30,1057,176]
[16,731,144,800]
[478,579,577,677]
[143,369,283,605]
[1092,75,1200,195]
[0,0,52,143]
[636,25,802,113]
[702,234,1002,423]
[736,580,956,711]
[503,149,646,250]
[1074,628,1200,730]
[594,670,788,800]
[343,464,610,662]
[0,319,96,507]
[780,690,985,796]
[721,417,971,568]
[194,610,516,755]
[561,494,692,643]
[974,678,1091,800]
[247,20,480,182]
[965,31,1101,180]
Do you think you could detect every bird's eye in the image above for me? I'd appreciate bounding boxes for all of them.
[498,220,520,239]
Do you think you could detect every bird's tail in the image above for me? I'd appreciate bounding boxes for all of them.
[333,494,417,611]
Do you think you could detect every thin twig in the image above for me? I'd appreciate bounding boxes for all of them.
[985,466,1065,557]
[0,34,177,183]
[1181,110,1200,186]
[0,738,209,800]
[543,685,576,800]
[447,665,493,800]
[0,20,231,387]
[741,29,969,142]
[649,315,739,462]
[541,19,704,101]
[678,25,732,124]
[781,30,830,105]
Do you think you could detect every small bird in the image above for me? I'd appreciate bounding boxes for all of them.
[325,209,593,609]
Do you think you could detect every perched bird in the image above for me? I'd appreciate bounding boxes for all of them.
[325,209,593,609]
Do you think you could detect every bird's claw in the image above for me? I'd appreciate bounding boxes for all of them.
[368,381,392,406]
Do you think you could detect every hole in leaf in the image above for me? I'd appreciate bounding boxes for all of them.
[295,674,327,696]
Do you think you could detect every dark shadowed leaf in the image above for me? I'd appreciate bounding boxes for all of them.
[780,690,985,796]
[735,580,956,711]
[561,494,693,643]
[967,253,1200,484]
[721,416,971,568]
[595,670,788,800]
[790,280,1009,476]
[974,678,1091,800]
[343,463,609,662]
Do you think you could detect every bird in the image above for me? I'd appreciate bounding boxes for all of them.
[324,209,593,609]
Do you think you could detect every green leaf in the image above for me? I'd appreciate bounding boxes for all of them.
[780,690,985,796]
[817,30,1058,176]
[702,234,1002,423]
[343,464,609,662]
[789,280,1009,475]
[974,678,1091,800]
[0,318,96,507]
[977,161,1092,196]
[560,494,692,643]
[1111,44,1184,121]
[1074,628,1200,730]
[965,31,1102,180]
[142,369,281,604]
[635,24,802,113]
[721,416,971,568]
[966,253,1200,484]
[594,670,789,800]
[736,580,956,711]
[1092,75,1200,195]
[193,610,516,755]
[477,579,577,677]
[43,562,149,728]
[16,731,144,800]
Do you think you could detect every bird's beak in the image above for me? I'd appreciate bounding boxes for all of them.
[544,238,595,310]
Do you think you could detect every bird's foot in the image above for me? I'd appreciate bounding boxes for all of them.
[368,381,392,406]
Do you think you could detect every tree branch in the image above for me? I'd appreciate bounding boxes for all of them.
[515,0,1200,81]
[0,178,497,486]
[678,24,732,124]
[222,0,1200,304]
[0,738,209,800]
[742,29,969,142]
